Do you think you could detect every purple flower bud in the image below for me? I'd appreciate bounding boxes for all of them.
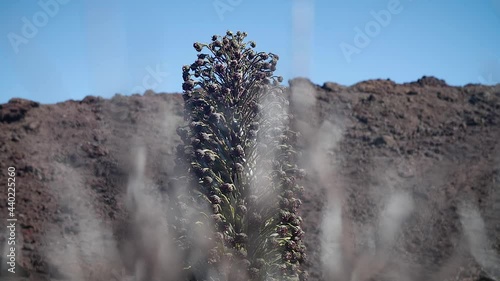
[203,105,214,115]
[277,225,288,237]
[212,214,224,224]
[286,240,298,251]
[182,80,195,91]
[280,210,292,222]
[203,176,213,185]
[193,42,203,52]
[190,121,203,132]
[192,165,204,177]
[280,198,290,208]
[293,227,305,239]
[237,204,247,215]
[235,163,244,172]
[233,72,242,80]
[209,194,222,204]
[206,83,217,93]
[200,132,210,142]
[295,185,305,195]
[221,183,235,193]
[212,204,222,213]
[195,149,204,159]
[235,232,248,243]
[290,214,302,225]
[282,178,293,188]
[191,138,201,146]
[232,145,245,157]
[282,251,293,261]
[215,64,226,73]
[209,113,223,123]
[292,198,302,209]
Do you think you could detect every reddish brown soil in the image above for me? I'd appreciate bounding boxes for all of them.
[0,77,499,281]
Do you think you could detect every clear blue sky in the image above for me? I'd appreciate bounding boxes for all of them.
[1,0,499,104]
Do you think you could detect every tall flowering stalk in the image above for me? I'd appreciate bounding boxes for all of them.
[173,31,307,281]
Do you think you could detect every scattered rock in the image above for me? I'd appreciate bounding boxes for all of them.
[24,121,40,132]
[414,75,448,87]
[81,142,108,158]
[288,77,315,88]
[80,95,103,104]
[11,133,21,142]
[371,135,396,147]
[144,89,156,96]
[0,98,39,123]
[437,91,456,102]
[355,115,369,124]
[322,82,344,92]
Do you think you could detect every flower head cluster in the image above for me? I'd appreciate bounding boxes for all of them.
[182,30,282,110]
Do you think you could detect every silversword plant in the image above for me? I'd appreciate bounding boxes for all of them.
[173,31,307,281]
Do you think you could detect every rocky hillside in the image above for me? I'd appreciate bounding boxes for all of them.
[0,77,499,281]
